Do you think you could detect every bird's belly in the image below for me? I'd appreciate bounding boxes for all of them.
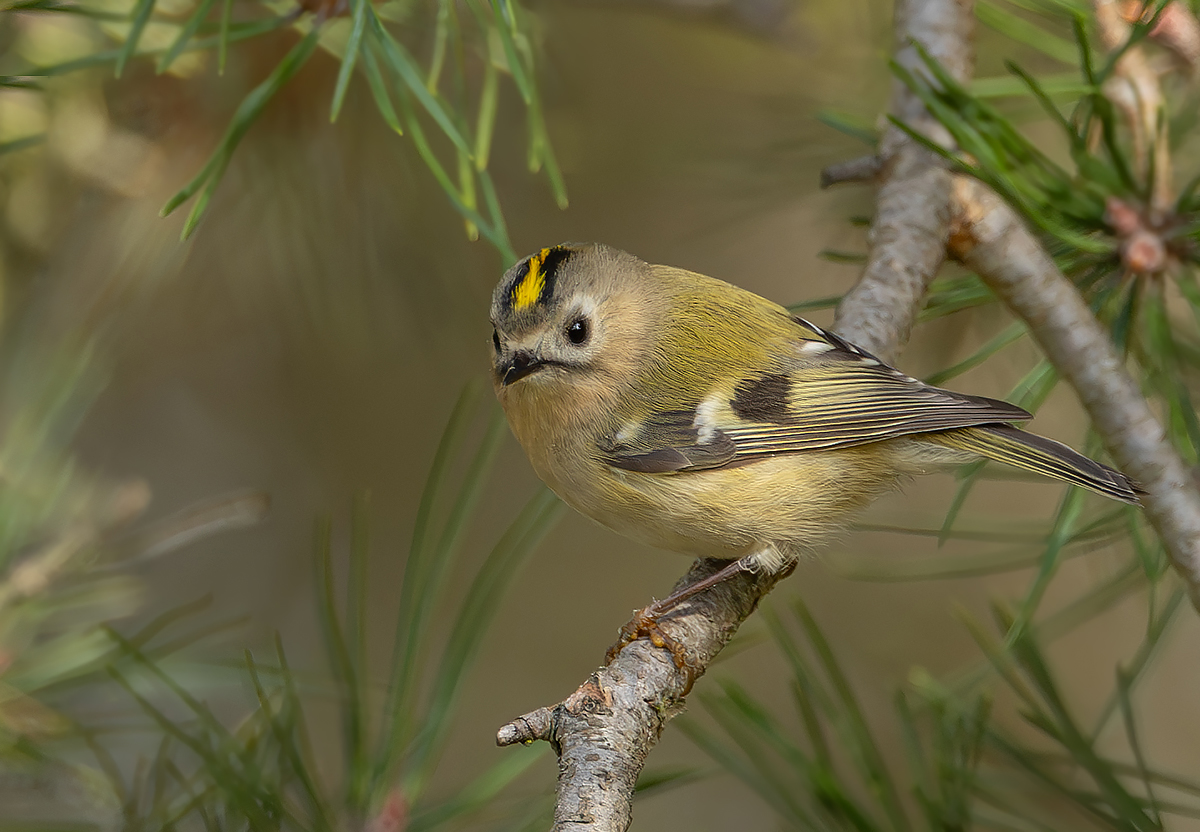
[550,447,902,560]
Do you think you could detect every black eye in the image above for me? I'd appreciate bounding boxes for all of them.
[492,328,501,353]
[566,318,589,345]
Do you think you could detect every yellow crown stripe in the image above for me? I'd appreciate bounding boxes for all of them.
[511,248,551,310]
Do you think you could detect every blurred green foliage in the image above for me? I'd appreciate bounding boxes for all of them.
[1,0,567,255]
[686,592,1198,831]
[0,371,561,828]
[0,0,571,822]
[95,386,561,830]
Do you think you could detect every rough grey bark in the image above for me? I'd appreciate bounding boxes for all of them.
[949,176,1200,605]
[494,1,976,829]
[496,559,790,831]
[831,0,974,362]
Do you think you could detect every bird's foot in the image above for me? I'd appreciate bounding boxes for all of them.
[605,600,692,670]
[603,555,770,675]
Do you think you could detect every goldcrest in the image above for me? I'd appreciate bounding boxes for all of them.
[489,243,1139,576]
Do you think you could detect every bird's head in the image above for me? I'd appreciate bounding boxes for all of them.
[489,243,656,403]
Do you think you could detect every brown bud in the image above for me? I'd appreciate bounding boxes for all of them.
[1118,1,1200,66]
[1105,195,1143,236]
[368,789,409,832]
[1152,3,1200,66]
[1122,229,1167,273]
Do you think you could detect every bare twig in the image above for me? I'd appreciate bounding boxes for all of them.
[949,176,1200,604]
[0,479,150,611]
[832,0,973,362]
[495,1,975,829]
[105,490,270,566]
[820,155,882,189]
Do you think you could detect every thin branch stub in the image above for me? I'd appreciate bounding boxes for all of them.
[497,706,554,746]
[820,155,883,188]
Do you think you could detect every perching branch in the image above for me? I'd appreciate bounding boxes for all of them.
[949,175,1200,605]
[496,559,790,832]
[494,1,975,829]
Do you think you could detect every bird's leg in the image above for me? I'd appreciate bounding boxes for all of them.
[605,554,764,669]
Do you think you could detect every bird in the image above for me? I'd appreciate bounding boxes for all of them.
[488,242,1140,663]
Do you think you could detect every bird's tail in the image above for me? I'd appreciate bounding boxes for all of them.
[922,424,1142,505]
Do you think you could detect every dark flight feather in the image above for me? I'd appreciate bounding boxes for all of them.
[924,425,1140,504]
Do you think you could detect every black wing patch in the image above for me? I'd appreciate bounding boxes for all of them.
[731,373,791,424]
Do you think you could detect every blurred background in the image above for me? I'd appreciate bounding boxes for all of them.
[1,0,1198,827]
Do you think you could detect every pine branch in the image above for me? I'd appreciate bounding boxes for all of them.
[949,175,1200,605]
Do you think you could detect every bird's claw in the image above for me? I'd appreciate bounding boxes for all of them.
[605,603,693,672]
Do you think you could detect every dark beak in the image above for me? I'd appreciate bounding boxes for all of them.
[501,350,545,386]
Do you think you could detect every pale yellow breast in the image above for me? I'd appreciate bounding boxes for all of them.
[567,445,908,560]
